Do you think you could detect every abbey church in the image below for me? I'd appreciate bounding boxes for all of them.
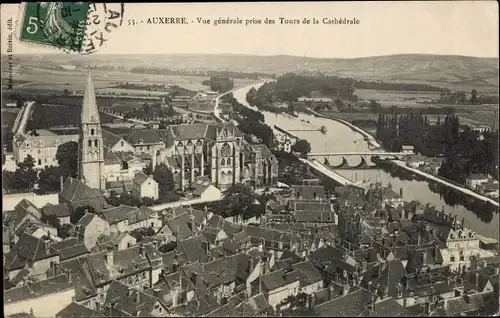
[14,73,279,192]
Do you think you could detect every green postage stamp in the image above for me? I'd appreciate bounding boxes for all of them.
[18,2,89,52]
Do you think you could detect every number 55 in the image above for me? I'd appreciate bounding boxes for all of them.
[26,16,38,34]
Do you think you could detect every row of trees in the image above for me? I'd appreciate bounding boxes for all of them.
[203,76,234,93]
[226,94,275,148]
[376,112,498,183]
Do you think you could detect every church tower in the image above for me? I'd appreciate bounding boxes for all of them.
[78,72,105,190]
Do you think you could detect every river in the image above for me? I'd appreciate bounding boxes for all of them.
[232,83,499,240]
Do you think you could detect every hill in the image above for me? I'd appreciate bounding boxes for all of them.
[6,53,500,92]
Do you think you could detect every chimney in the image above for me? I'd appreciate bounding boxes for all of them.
[328,283,335,300]
[66,269,72,283]
[202,240,210,254]
[422,250,427,265]
[139,244,145,258]
[475,272,479,288]
[190,272,197,285]
[371,292,376,312]
[136,291,140,304]
[106,251,114,267]
[153,288,161,298]
[258,242,264,252]
[60,176,64,192]
[399,188,403,198]
[44,239,51,256]
[249,257,255,274]
[189,214,196,234]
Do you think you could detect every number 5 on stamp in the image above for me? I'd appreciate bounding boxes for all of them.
[19,2,90,52]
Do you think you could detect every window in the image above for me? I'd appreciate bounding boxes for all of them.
[38,159,42,165]
[147,146,151,150]
[91,129,95,136]
[460,255,464,261]
[227,158,231,166]
[450,256,455,262]
[38,149,41,154]
[95,140,98,147]
[221,159,225,166]
[88,140,92,147]
[44,158,47,163]
[121,141,124,147]
[139,139,144,144]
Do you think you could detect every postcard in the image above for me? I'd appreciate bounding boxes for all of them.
[1,2,499,318]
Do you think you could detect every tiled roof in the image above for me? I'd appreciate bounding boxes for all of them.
[14,199,41,217]
[9,233,57,263]
[292,261,324,287]
[125,129,169,145]
[4,274,73,304]
[261,269,299,291]
[291,186,325,200]
[59,177,101,203]
[251,144,274,158]
[17,133,79,149]
[177,236,209,263]
[133,172,152,186]
[245,225,297,245]
[101,129,124,148]
[56,302,104,318]
[101,205,138,224]
[190,177,214,197]
[368,297,408,317]
[314,288,375,317]
[42,203,71,218]
[51,238,89,261]
[104,280,158,316]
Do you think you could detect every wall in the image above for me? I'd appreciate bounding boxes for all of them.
[83,217,110,250]
[2,192,59,212]
[300,281,324,295]
[150,195,222,212]
[267,281,301,308]
[4,288,75,318]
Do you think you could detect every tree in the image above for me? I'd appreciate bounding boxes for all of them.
[130,227,156,242]
[41,214,61,229]
[56,141,79,179]
[9,155,38,190]
[71,205,95,224]
[38,166,61,194]
[143,163,153,175]
[291,139,311,155]
[153,163,176,197]
[159,241,177,253]
[334,98,344,108]
[217,183,258,218]
[470,89,477,104]
[58,223,74,239]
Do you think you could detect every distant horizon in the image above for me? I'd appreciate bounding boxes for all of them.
[7,52,499,60]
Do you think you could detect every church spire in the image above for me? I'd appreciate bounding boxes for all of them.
[81,72,99,123]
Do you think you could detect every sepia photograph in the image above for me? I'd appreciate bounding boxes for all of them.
[1,1,499,317]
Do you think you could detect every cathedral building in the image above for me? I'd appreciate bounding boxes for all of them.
[13,73,279,192]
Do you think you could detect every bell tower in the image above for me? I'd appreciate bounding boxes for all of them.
[78,72,105,190]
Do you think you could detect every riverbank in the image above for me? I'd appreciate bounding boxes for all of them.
[305,107,384,150]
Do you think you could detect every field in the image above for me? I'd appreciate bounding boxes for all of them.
[1,109,19,129]
[1,63,257,93]
[356,89,440,106]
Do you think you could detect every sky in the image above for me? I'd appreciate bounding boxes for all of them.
[1,1,498,58]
